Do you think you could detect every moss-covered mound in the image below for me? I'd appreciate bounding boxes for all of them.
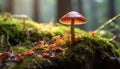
[0,13,120,69]
[0,13,82,46]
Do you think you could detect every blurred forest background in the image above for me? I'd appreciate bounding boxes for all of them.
[0,0,120,31]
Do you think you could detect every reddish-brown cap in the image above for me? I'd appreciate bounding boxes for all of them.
[59,11,87,25]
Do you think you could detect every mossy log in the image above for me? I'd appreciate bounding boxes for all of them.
[0,13,120,69]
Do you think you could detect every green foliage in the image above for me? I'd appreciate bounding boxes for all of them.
[61,33,115,63]
[12,46,27,53]
[0,15,25,45]
[114,48,120,57]
[0,13,83,46]
[0,13,120,69]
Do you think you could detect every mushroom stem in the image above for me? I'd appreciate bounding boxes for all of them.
[71,19,75,44]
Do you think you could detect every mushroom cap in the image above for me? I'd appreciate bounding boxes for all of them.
[59,11,87,25]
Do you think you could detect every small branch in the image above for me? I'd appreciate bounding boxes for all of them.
[95,13,120,33]
[6,34,13,54]
[22,18,30,40]
[0,35,4,47]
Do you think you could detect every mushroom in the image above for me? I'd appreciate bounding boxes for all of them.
[59,11,87,44]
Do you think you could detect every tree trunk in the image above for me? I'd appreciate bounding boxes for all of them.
[108,0,115,19]
[33,0,39,22]
[78,0,83,13]
[57,0,71,20]
[6,0,14,13]
[0,35,4,47]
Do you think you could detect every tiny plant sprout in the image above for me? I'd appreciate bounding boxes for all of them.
[59,11,87,44]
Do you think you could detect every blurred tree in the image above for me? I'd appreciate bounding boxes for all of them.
[57,0,71,20]
[78,0,83,13]
[108,0,115,19]
[33,0,39,22]
[89,0,98,30]
[6,0,14,13]
[71,0,82,13]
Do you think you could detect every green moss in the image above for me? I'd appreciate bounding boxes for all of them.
[0,13,120,69]
[114,48,120,57]
[62,33,116,65]
[0,13,84,46]
[12,46,27,53]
